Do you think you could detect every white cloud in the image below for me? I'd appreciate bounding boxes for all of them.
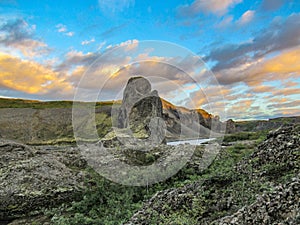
[81,38,95,45]
[98,0,135,13]
[97,41,106,50]
[55,24,74,37]
[56,24,67,33]
[65,31,74,37]
[237,10,255,25]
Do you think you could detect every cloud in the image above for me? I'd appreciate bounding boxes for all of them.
[81,38,95,45]
[188,83,234,117]
[54,40,214,104]
[177,0,242,17]
[266,98,300,119]
[55,50,99,72]
[56,24,67,33]
[0,52,73,96]
[271,108,300,117]
[272,88,300,96]
[98,0,135,13]
[54,40,140,77]
[11,39,50,57]
[0,17,50,57]
[206,13,300,73]
[67,56,203,95]
[106,39,139,51]
[65,32,74,37]
[0,18,33,44]
[215,15,233,28]
[261,0,284,11]
[251,85,273,93]
[97,41,106,50]
[237,10,255,25]
[267,100,300,109]
[214,46,300,87]
[55,24,75,37]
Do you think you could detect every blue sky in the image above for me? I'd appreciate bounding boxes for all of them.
[0,0,300,120]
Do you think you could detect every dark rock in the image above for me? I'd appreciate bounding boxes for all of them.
[236,124,300,177]
[226,119,236,134]
[213,177,300,225]
[117,76,162,129]
[0,141,86,221]
[126,125,300,224]
[104,76,166,146]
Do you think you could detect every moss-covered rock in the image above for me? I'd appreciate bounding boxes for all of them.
[0,141,87,221]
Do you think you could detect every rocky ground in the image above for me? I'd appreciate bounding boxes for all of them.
[0,125,299,225]
[0,141,87,223]
[126,124,300,224]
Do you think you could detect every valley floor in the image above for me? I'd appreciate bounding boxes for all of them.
[1,125,299,224]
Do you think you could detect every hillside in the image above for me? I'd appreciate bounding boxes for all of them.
[126,124,300,224]
[0,98,222,144]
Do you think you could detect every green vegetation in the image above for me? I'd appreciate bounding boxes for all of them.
[43,134,266,224]
[222,131,267,143]
[49,173,144,224]
[0,98,116,109]
[42,128,300,224]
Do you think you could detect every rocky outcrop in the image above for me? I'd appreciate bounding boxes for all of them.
[161,99,223,140]
[104,76,166,146]
[0,141,87,222]
[126,182,202,225]
[213,177,300,225]
[236,124,300,177]
[126,124,300,224]
[117,77,162,129]
[225,119,236,134]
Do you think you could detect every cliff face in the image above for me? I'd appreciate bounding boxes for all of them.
[161,99,223,140]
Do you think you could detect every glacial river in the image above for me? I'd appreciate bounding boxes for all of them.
[167,138,215,146]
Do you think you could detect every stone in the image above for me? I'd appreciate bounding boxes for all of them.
[125,125,300,224]
[104,76,166,147]
[0,141,87,221]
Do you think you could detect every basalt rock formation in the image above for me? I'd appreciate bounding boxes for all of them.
[103,76,166,147]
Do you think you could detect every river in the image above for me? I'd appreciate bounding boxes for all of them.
[167,138,215,146]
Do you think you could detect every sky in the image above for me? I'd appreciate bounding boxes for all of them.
[0,0,300,120]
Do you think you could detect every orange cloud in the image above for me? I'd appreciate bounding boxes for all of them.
[217,47,300,89]
[0,52,73,95]
[262,48,300,74]
[251,85,273,93]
